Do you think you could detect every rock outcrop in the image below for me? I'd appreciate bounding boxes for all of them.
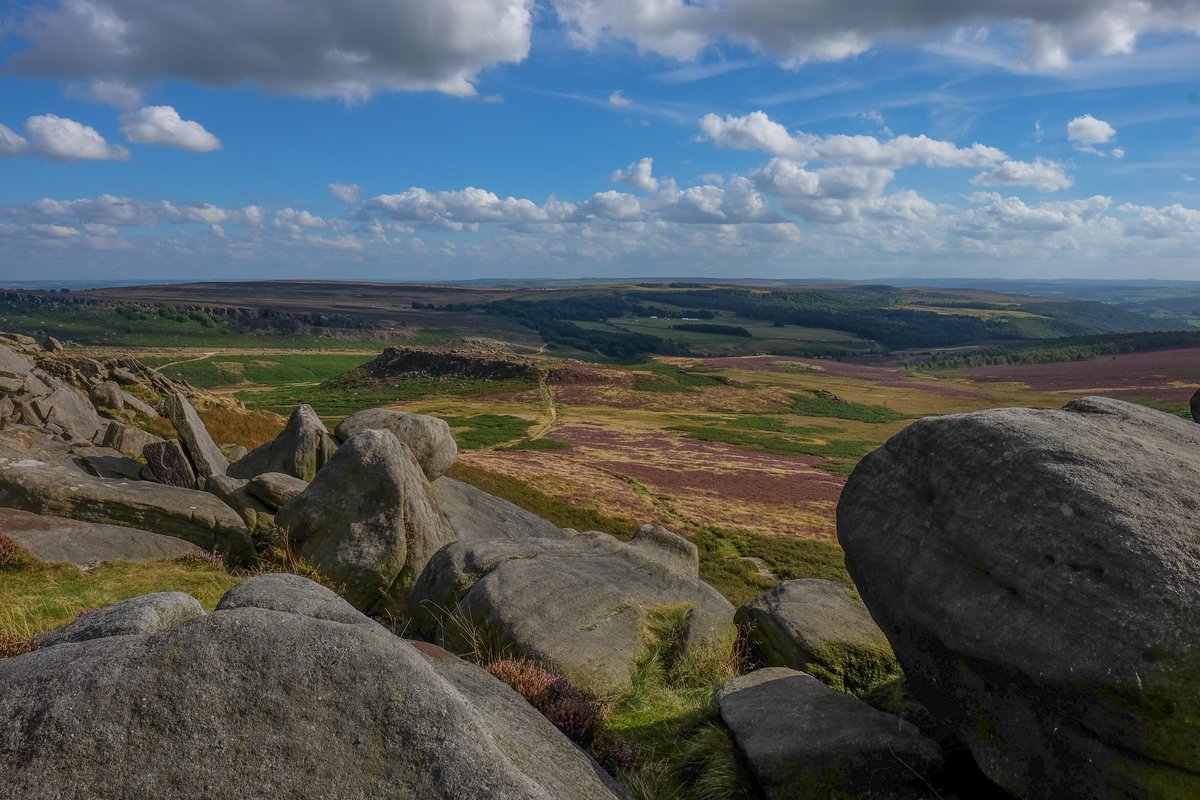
[718,668,942,800]
[245,472,308,509]
[142,439,198,488]
[0,575,626,800]
[205,474,278,539]
[409,525,735,697]
[0,507,200,566]
[276,429,454,611]
[164,392,229,479]
[838,396,1200,800]
[431,476,569,542]
[0,457,253,560]
[336,408,458,480]
[227,403,337,481]
[736,579,898,694]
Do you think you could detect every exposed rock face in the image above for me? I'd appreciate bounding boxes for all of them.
[838,396,1200,800]
[736,579,898,694]
[431,476,569,542]
[34,383,106,440]
[98,421,163,458]
[227,404,337,481]
[89,381,124,413]
[335,408,457,480]
[35,592,205,648]
[276,429,454,611]
[0,508,200,566]
[0,576,625,800]
[205,474,277,539]
[0,458,252,560]
[142,439,198,488]
[245,472,308,510]
[164,392,229,479]
[718,668,942,800]
[409,527,735,697]
[119,389,159,418]
[1191,387,1200,423]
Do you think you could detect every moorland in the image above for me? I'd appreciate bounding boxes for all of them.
[3,278,1197,609]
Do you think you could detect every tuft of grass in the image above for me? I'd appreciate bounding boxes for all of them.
[447,463,640,538]
[131,413,178,441]
[605,606,754,800]
[790,389,908,423]
[442,414,535,450]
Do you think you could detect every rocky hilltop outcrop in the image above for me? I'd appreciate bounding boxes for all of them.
[4,332,1197,800]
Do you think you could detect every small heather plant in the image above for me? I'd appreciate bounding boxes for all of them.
[0,533,36,570]
[174,550,227,570]
[0,634,37,659]
[485,658,615,750]
[73,608,100,620]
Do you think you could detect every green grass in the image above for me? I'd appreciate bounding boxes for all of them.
[606,607,756,800]
[631,361,728,393]
[144,353,373,389]
[442,414,535,450]
[689,527,850,607]
[790,390,909,423]
[0,556,239,640]
[238,376,539,418]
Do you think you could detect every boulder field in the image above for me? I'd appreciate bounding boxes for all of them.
[3,333,1198,800]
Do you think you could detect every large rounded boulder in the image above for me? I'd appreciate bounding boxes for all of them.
[837,397,1200,800]
[0,575,626,799]
[409,524,736,697]
[275,429,454,611]
[335,408,457,480]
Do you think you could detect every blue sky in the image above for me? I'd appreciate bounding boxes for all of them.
[1,0,1199,282]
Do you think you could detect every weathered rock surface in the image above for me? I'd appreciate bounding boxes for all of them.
[736,579,898,694]
[0,575,625,800]
[119,389,159,418]
[164,392,229,479]
[1191,387,1200,423]
[74,450,145,481]
[89,381,124,413]
[142,439,198,488]
[34,592,205,648]
[205,474,277,538]
[0,507,200,566]
[245,471,308,510]
[227,404,337,481]
[718,668,942,800]
[0,458,252,560]
[34,383,106,440]
[336,408,457,479]
[431,476,569,541]
[98,420,163,458]
[409,526,735,697]
[838,396,1200,800]
[276,429,454,611]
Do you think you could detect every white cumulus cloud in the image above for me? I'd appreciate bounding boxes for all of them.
[1068,114,1117,145]
[120,106,221,152]
[608,90,633,107]
[6,0,535,101]
[611,157,659,191]
[23,114,129,162]
[330,183,362,203]
[0,124,31,156]
[699,111,1005,168]
[973,159,1073,192]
